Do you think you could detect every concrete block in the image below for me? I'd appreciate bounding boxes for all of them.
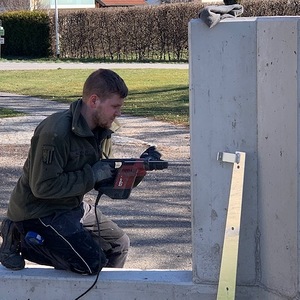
[0,265,216,300]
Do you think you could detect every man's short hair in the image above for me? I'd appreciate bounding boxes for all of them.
[82,69,128,101]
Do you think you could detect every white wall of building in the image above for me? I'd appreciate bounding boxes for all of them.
[33,0,95,9]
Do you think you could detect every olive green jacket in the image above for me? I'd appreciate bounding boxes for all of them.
[8,99,115,221]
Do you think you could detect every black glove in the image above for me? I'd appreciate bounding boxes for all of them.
[92,161,115,183]
[140,146,162,161]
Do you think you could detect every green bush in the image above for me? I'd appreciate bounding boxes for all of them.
[0,10,51,57]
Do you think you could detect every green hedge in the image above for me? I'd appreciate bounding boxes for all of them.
[0,11,51,57]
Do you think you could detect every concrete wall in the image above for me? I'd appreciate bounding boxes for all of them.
[189,16,300,299]
[257,17,299,298]
[189,16,258,286]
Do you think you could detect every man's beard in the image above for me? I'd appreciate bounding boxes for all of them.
[94,112,111,129]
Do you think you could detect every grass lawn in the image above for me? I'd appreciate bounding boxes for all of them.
[0,69,189,126]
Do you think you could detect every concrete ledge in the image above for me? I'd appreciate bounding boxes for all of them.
[0,265,216,300]
[0,264,284,299]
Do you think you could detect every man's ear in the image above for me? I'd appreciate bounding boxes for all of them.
[88,94,98,108]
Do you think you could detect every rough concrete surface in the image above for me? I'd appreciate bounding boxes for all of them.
[0,85,191,270]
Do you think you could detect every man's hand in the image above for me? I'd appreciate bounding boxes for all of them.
[140,146,162,161]
[92,161,115,183]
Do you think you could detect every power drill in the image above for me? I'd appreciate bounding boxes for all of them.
[95,158,168,199]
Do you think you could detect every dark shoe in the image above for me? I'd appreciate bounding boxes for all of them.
[0,218,25,270]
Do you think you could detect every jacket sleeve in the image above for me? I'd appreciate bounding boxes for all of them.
[28,132,95,199]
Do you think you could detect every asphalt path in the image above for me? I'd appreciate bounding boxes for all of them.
[0,62,191,270]
[0,61,188,70]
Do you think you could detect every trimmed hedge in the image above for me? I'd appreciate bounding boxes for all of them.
[53,4,200,61]
[242,0,300,16]
[1,0,300,60]
[48,0,300,61]
[0,11,50,57]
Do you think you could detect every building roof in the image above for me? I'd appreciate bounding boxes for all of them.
[96,0,147,7]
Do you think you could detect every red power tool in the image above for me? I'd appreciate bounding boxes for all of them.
[95,158,168,199]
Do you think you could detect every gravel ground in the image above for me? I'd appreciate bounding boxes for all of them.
[0,91,191,270]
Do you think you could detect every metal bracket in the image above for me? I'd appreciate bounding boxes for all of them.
[216,151,246,300]
[217,151,240,164]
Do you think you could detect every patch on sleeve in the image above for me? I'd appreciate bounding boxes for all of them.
[42,145,55,164]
